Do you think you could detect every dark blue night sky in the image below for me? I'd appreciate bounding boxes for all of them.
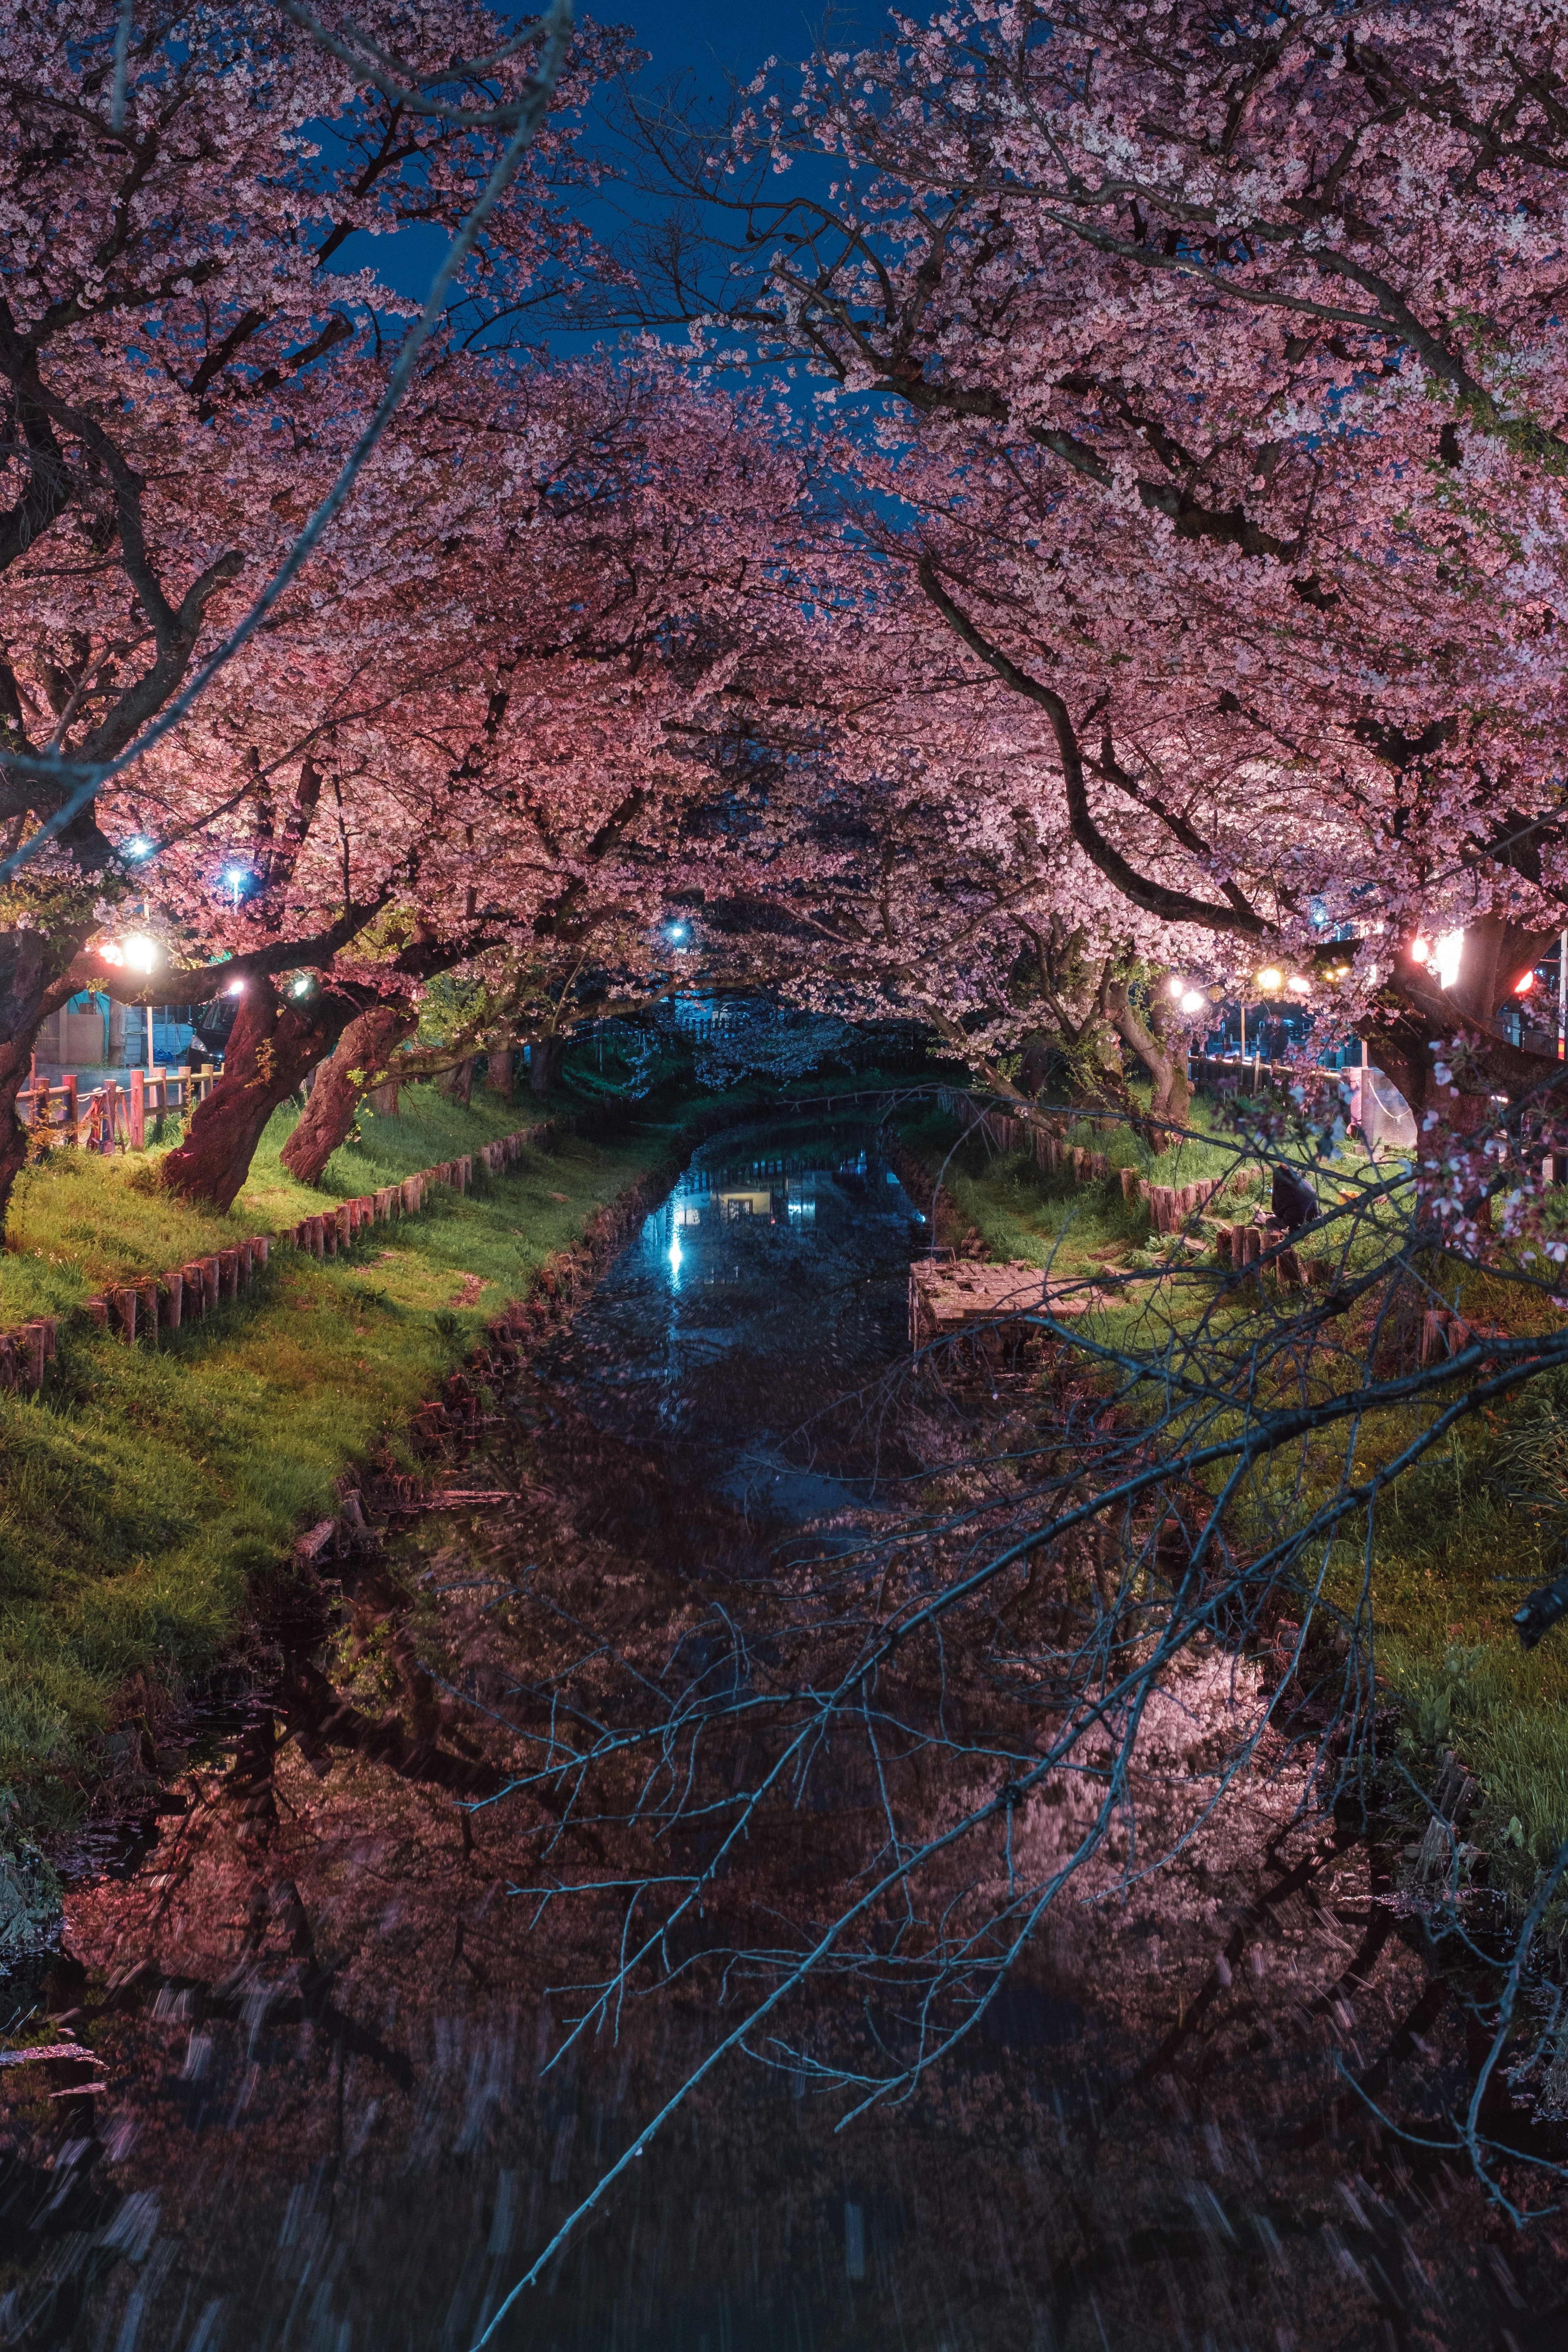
[337,0,886,319]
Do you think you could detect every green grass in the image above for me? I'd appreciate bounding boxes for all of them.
[0,1081,679,1802]
[894,1093,1252,1277]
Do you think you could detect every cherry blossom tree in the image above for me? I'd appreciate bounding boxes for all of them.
[147,356,842,1198]
[0,0,615,1213]
[606,0,1568,1121]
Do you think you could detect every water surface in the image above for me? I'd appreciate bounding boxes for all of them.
[3,1115,1565,2352]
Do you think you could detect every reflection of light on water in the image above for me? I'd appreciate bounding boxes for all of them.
[668,1231,683,1290]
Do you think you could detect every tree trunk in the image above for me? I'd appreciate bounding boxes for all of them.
[368,1080,401,1115]
[436,1055,474,1105]
[0,923,86,1227]
[281,1004,417,1187]
[530,1035,566,1096]
[486,1049,513,1102]
[1107,982,1191,1152]
[163,984,348,1212]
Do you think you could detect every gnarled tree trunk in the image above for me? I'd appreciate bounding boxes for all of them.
[281,1003,417,1188]
[163,983,349,1212]
[1107,981,1191,1152]
[0,915,104,1226]
[436,1056,474,1105]
[530,1035,566,1096]
[486,1048,513,1101]
[0,926,56,1223]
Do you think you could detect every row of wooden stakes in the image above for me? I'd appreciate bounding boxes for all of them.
[0,1127,554,1391]
[279,1130,542,1259]
[1212,1223,1322,1288]
[0,1234,280,1383]
[936,1088,1225,1237]
[283,1156,470,1258]
[1419,1304,1507,1366]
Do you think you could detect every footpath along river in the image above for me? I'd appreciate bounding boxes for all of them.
[3,1112,1568,2352]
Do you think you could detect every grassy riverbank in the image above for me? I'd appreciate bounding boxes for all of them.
[891,1094,1568,1886]
[0,1083,680,1808]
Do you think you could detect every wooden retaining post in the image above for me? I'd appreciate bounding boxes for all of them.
[0,1333,16,1390]
[401,1175,422,1214]
[182,1264,207,1317]
[23,1321,48,1388]
[163,1270,183,1330]
[200,1256,220,1313]
[112,1286,137,1343]
[236,1241,253,1286]
[335,1203,353,1250]
[251,1234,269,1269]
[218,1247,239,1300]
[83,1297,109,1332]
[136,1280,159,1342]
[1420,1309,1454,1365]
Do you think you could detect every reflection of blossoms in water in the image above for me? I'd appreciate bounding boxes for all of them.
[20,1117,1568,2352]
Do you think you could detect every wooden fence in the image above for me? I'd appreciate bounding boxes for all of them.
[19,1063,221,1152]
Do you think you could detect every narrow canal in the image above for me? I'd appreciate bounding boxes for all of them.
[3,1115,1566,2351]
